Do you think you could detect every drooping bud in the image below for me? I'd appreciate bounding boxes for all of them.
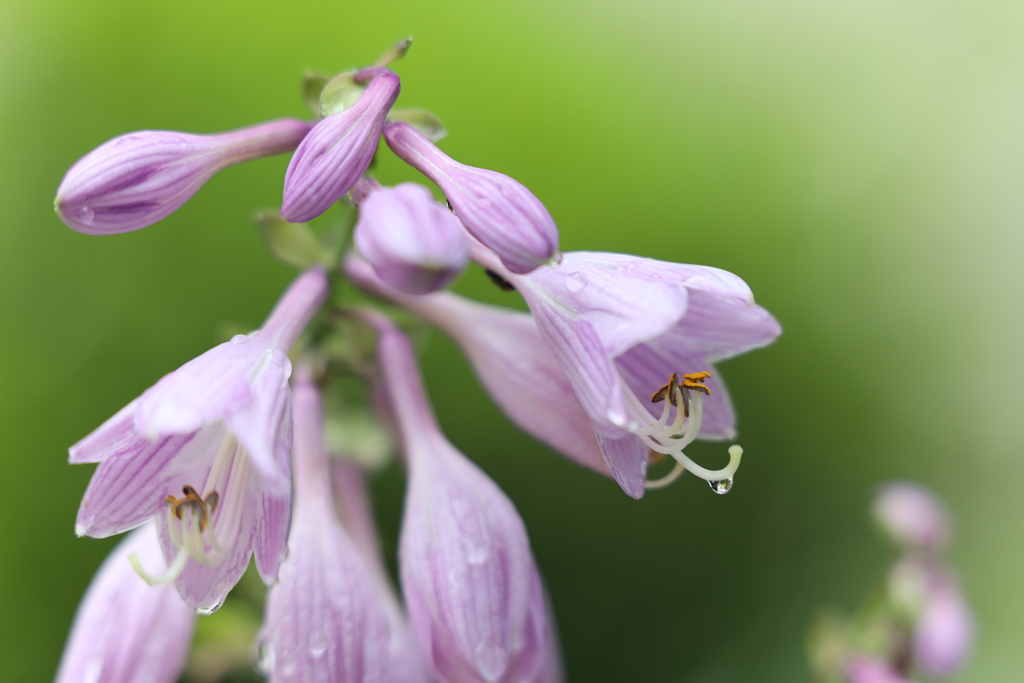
[873,481,951,552]
[912,564,974,678]
[55,119,311,235]
[55,523,196,683]
[366,313,552,683]
[352,180,468,294]
[383,121,560,274]
[281,68,400,223]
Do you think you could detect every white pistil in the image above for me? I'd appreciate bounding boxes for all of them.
[130,431,249,585]
[621,378,744,489]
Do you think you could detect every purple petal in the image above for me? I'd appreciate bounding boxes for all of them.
[666,287,782,362]
[69,399,141,464]
[56,523,196,683]
[75,426,218,538]
[594,432,649,500]
[520,252,690,359]
[252,487,292,586]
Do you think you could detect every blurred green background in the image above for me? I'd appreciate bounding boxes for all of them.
[2,0,1022,680]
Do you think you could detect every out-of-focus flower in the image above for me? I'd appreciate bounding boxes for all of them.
[281,68,400,223]
[844,657,915,683]
[258,366,424,682]
[369,312,555,683]
[71,268,328,612]
[55,119,311,235]
[55,522,196,683]
[477,245,781,498]
[352,179,468,294]
[873,482,951,552]
[346,253,607,478]
[383,121,560,275]
[912,563,973,678]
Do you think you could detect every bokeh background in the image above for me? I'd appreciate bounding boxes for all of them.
[2,0,1022,680]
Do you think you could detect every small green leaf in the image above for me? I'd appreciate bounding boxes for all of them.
[302,71,331,116]
[387,108,448,142]
[319,71,365,118]
[256,211,336,270]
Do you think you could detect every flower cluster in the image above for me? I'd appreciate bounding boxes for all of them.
[55,41,780,682]
[807,482,974,683]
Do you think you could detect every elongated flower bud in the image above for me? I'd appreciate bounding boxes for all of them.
[912,564,973,678]
[281,69,400,223]
[56,523,196,683]
[353,180,468,294]
[383,121,560,274]
[55,119,311,235]
[368,314,551,683]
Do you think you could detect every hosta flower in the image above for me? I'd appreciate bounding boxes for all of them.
[258,366,425,682]
[55,118,311,235]
[345,252,607,478]
[911,563,973,678]
[352,179,468,294]
[71,268,328,612]
[55,522,196,683]
[281,68,400,223]
[475,245,781,498]
[370,314,556,683]
[383,121,560,275]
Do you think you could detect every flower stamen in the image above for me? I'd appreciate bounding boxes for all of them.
[629,372,743,491]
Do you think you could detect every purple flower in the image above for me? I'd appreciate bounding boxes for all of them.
[352,180,469,294]
[258,366,425,682]
[873,481,951,552]
[281,68,400,223]
[55,118,311,235]
[383,121,560,274]
[369,313,554,683]
[477,245,781,498]
[844,657,915,683]
[70,268,328,612]
[345,253,608,479]
[912,563,973,678]
[55,522,196,683]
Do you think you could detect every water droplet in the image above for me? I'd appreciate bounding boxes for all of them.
[230,334,249,344]
[78,206,95,226]
[194,598,224,615]
[565,271,588,293]
[252,639,275,674]
[81,657,103,683]
[309,631,328,658]
[708,478,734,495]
[464,537,489,565]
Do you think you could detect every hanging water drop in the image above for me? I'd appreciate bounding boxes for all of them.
[194,598,224,615]
[252,639,275,674]
[309,631,328,658]
[708,477,734,495]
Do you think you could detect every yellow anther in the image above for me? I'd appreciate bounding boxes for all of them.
[163,485,220,532]
[681,371,711,397]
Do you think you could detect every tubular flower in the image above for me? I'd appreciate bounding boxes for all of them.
[345,253,607,478]
[475,245,781,499]
[383,121,560,275]
[281,68,400,223]
[55,522,196,683]
[258,366,425,683]
[55,119,311,235]
[369,314,555,683]
[910,562,974,678]
[352,179,469,294]
[70,268,329,612]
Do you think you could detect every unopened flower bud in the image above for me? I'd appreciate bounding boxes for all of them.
[873,481,951,551]
[55,119,311,235]
[383,121,560,274]
[281,68,400,223]
[913,564,973,678]
[353,181,468,294]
